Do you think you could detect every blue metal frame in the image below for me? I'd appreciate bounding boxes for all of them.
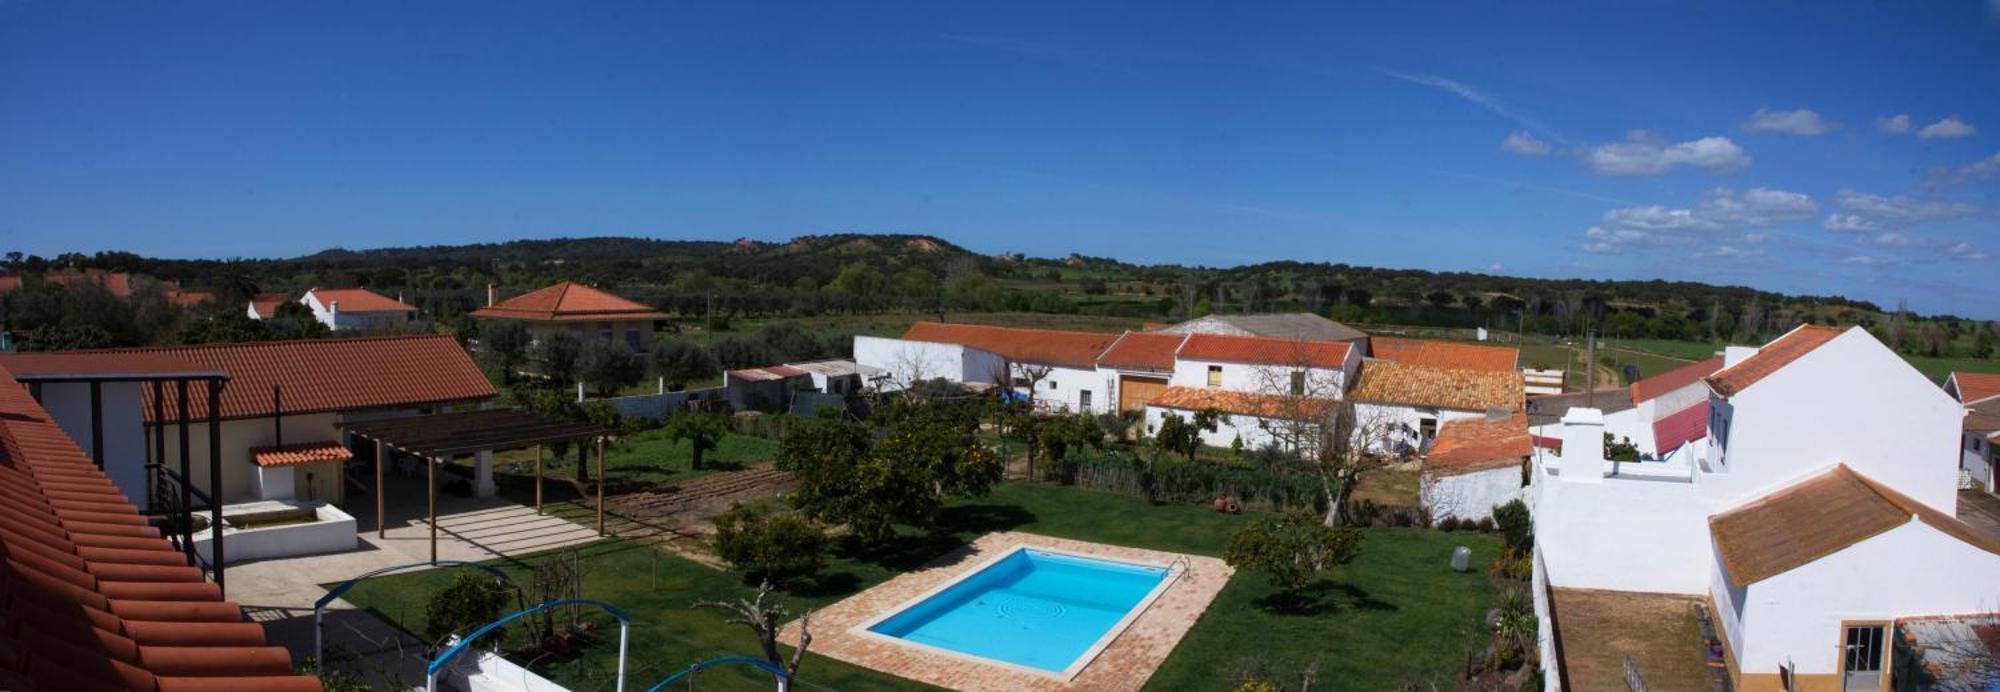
[313,560,514,664]
[426,598,632,692]
[645,655,791,691]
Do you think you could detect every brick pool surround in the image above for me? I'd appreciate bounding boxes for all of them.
[779,531,1233,691]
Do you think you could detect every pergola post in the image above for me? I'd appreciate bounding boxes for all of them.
[534,444,544,514]
[176,381,191,562]
[595,436,606,536]
[207,379,225,597]
[428,456,439,564]
[375,439,386,539]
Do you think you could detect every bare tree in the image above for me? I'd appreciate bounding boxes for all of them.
[1246,341,1400,526]
[884,345,937,401]
[691,580,813,686]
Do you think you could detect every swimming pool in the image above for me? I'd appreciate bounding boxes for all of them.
[861,547,1176,677]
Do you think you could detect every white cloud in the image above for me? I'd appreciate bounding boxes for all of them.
[1486,262,1504,272]
[1699,245,1764,261]
[1585,130,1751,176]
[1876,114,1912,134]
[1874,232,1911,247]
[1945,242,1989,261]
[1581,241,1620,254]
[1742,108,1837,135]
[1844,255,1890,267]
[1834,190,1980,223]
[1822,213,1880,233]
[1499,131,1552,156]
[1918,116,1977,140]
[1959,151,2000,180]
[1577,187,1815,253]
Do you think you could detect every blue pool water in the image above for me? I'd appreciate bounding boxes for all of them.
[866,549,1170,673]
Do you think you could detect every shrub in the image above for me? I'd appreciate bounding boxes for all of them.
[1492,499,1533,554]
[1223,512,1364,599]
[712,503,830,585]
[1473,517,1497,532]
[423,572,512,648]
[1438,516,1464,532]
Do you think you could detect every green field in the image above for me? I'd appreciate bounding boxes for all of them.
[336,483,1500,691]
[488,429,778,491]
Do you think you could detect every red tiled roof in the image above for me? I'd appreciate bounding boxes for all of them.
[1147,385,1338,419]
[1631,356,1725,403]
[1705,325,1845,398]
[0,276,20,294]
[1651,401,1709,456]
[33,335,496,424]
[0,363,324,691]
[0,353,221,381]
[165,291,213,308]
[1369,336,1519,373]
[900,322,1119,369]
[249,441,352,468]
[1427,413,1531,476]
[304,288,413,314]
[1710,464,2000,585]
[1350,360,1525,412]
[247,294,289,319]
[1177,333,1352,370]
[1951,372,2000,405]
[470,282,668,322]
[1095,332,1188,371]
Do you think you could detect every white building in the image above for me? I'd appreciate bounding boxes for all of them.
[1946,371,2000,493]
[1348,359,1524,455]
[1533,325,2000,689]
[1527,355,1723,463]
[1421,412,1531,523]
[858,322,1119,412]
[296,287,418,332]
[1141,332,1360,451]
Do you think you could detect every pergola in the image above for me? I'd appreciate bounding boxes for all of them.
[339,409,613,562]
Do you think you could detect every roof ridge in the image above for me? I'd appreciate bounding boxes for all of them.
[65,332,455,356]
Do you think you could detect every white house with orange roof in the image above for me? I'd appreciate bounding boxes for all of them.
[297,286,417,332]
[858,322,1120,412]
[471,281,669,351]
[1142,332,1361,450]
[1532,324,2000,690]
[1945,370,2000,493]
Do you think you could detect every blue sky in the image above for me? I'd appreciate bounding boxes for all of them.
[3,1,1999,316]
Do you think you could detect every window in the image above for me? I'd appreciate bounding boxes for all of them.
[1290,371,1306,396]
[1079,390,1093,413]
[625,328,642,351]
[1047,380,1058,390]
[1207,365,1222,387]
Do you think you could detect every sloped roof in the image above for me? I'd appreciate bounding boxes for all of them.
[249,440,353,468]
[26,335,496,423]
[1631,356,1725,403]
[1350,360,1524,412]
[1369,336,1519,372]
[247,293,289,319]
[304,287,414,314]
[1709,464,2000,585]
[1095,332,1188,371]
[728,365,809,383]
[900,322,1118,369]
[1651,401,1709,455]
[470,281,669,322]
[1177,333,1352,370]
[1705,325,1844,398]
[0,352,221,381]
[0,363,322,691]
[1427,413,1532,476]
[1964,398,2000,437]
[1525,389,1636,427]
[1147,385,1338,420]
[1155,313,1367,341]
[1950,371,2000,405]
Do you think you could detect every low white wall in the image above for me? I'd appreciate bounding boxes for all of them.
[193,502,357,565]
[441,646,569,692]
[1532,467,1714,594]
[1423,466,1523,523]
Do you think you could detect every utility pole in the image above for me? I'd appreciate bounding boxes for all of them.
[1585,328,1598,406]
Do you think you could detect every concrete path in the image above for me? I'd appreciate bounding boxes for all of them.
[226,490,603,690]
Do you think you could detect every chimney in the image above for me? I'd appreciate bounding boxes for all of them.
[1559,407,1606,483]
[486,283,498,307]
[329,300,340,323]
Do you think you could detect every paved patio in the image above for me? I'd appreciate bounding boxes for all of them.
[780,531,1231,691]
[227,482,603,690]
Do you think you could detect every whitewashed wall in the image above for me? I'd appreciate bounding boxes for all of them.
[1143,405,1284,450]
[1167,357,1348,396]
[1532,465,1715,594]
[1422,466,1523,523]
[852,336,1005,389]
[1352,402,1483,455]
[37,382,149,507]
[1705,329,1962,513]
[1728,521,2000,677]
[1020,364,1114,414]
[1962,434,1993,491]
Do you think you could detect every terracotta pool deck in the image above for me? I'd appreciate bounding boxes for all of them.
[778,531,1230,691]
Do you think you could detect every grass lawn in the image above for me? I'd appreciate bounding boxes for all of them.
[488,429,778,492]
[1903,354,2000,384]
[337,483,1499,691]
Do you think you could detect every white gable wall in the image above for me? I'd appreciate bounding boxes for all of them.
[852,336,1006,389]
[1423,465,1524,523]
[1019,363,1113,414]
[1726,520,2000,677]
[1707,329,1962,512]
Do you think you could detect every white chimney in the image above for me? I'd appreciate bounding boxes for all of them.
[329,300,340,323]
[1559,407,1606,483]
[487,283,498,307]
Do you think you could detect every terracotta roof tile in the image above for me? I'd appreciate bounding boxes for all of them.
[1147,385,1338,419]
[0,353,221,380]
[247,293,289,319]
[304,287,414,314]
[1951,371,2000,405]
[12,335,496,423]
[1705,325,1844,398]
[1965,399,2000,437]
[1351,360,1524,412]
[1709,465,2000,585]
[470,282,668,322]
[1631,356,1724,403]
[1651,401,1709,455]
[900,322,1118,369]
[1177,333,1352,370]
[1095,332,1188,371]
[249,441,352,468]
[1427,413,1531,476]
[1369,336,1519,372]
[0,363,322,690]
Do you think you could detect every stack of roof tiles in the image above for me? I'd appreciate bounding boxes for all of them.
[0,364,322,691]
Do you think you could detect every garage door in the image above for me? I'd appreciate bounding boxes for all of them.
[1118,375,1170,412]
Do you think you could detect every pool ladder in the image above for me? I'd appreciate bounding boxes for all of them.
[1168,555,1193,578]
